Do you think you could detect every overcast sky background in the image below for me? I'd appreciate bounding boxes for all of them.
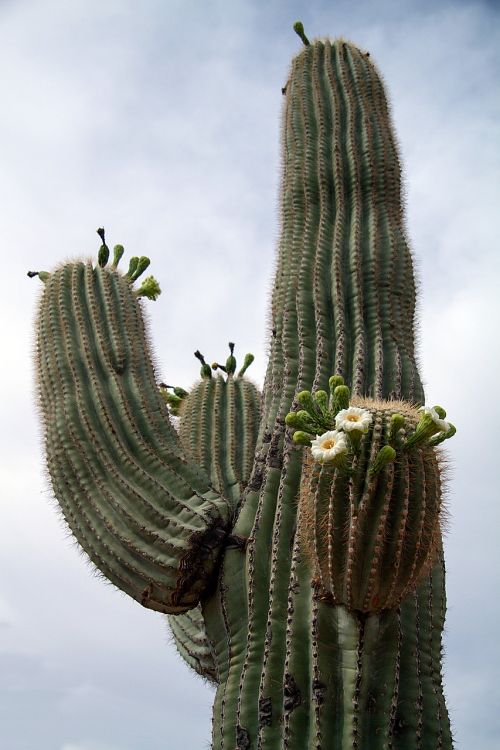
[1,1,499,748]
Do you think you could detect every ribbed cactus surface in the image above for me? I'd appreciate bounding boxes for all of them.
[32,27,454,750]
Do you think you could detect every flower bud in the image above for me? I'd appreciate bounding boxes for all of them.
[297,390,317,418]
[125,256,139,279]
[292,431,313,446]
[238,353,254,377]
[328,374,344,393]
[332,384,350,415]
[111,244,124,269]
[313,390,329,415]
[389,413,406,442]
[130,256,151,282]
[369,445,397,475]
[98,244,109,268]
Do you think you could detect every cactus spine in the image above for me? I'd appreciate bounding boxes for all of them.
[33,26,454,749]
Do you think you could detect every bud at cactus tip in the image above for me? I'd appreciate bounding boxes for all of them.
[332,384,350,415]
[314,390,329,414]
[130,256,151,282]
[125,256,139,279]
[389,413,406,441]
[329,374,344,393]
[226,342,237,375]
[111,244,124,269]
[237,353,255,378]
[293,21,310,46]
[370,445,397,476]
[194,350,212,379]
[297,390,317,418]
[293,431,313,447]
[134,275,161,301]
[27,270,50,283]
[98,244,109,268]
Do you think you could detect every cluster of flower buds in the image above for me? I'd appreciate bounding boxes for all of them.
[285,375,374,469]
[403,405,456,449]
[285,375,456,474]
[28,228,162,300]
[195,343,255,381]
[159,383,189,416]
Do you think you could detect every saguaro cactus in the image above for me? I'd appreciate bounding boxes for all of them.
[32,25,456,749]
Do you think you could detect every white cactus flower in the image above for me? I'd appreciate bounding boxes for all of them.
[311,430,348,464]
[335,406,373,433]
[419,406,450,433]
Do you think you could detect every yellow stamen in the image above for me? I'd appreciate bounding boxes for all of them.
[321,438,336,449]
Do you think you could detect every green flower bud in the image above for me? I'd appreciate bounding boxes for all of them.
[369,445,397,476]
[194,350,212,379]
[428,423,456,446]
[173,387,188,399]
[226,343,236,375]
[160,389,182,411]
[111,244,124,269]
[313,390,329,415]
[125,256,139,279]
[98,244,109,268]
[238,353,255,378]
[134,275,161,301]
[292,431,313,447]
[389,413,406,442]
[328,374,344,393]
[293,20,310,45]
[433,405,446,418]
[285,411,316,433]
[129,256,151,281]
[332,384,350,415]
[297,390,317,418]
[28,270,50,282]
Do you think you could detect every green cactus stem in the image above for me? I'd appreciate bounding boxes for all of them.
[32,26,456,750]
[167,352,261,682]
[35,258,231,614]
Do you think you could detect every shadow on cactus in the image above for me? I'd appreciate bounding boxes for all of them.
[31,22,457,749]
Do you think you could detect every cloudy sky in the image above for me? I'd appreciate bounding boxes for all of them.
[1,0,499,748]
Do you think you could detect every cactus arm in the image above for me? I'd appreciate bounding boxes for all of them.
[167,361,261,682]
[36,260,231,614]
[179,372,261,509]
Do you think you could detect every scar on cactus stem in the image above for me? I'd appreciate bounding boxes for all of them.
[31,22,458,749]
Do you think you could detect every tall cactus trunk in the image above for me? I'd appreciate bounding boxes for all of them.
[203,39,452,749]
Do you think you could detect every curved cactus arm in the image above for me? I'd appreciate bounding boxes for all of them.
[35,259,231,614]
[167,353,261,682]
